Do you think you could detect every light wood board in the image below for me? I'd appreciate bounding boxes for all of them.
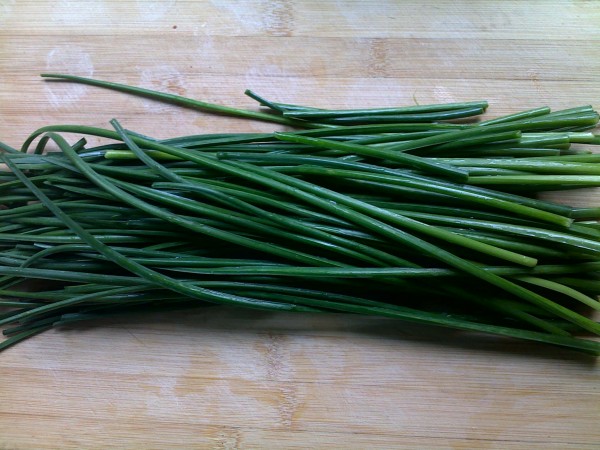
[0,1,599,448]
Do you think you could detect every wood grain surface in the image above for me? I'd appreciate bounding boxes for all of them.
[0,1,599,448]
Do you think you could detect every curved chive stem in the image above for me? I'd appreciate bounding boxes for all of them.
[515,277,600,311]
[40,73,321,129]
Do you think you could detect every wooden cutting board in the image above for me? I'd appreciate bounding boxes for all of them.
[0,1,599,448]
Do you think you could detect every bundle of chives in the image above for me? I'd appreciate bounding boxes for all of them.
[0,74,598,355]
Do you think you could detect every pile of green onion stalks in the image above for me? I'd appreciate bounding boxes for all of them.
[1,73,599,355]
